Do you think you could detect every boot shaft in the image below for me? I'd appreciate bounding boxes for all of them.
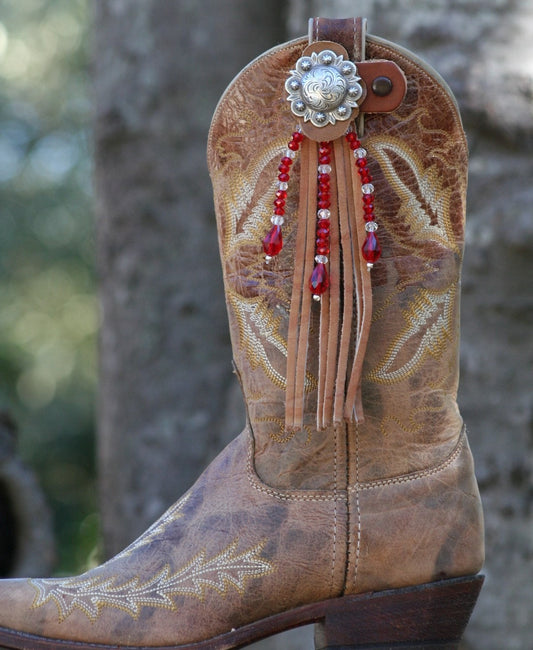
[208,20,467,490]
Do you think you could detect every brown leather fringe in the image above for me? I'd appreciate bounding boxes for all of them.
[332,138,355,425]
[285,139,318,432]
[344,141,373,423]
[317,153,340,430]
[285,136,373,431]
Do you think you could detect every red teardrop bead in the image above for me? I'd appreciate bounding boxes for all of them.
[309,263,329,295]
[362,232,381,264]
[263,225,283,256]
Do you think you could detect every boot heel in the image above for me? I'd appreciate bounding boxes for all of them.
[314,575,483,650]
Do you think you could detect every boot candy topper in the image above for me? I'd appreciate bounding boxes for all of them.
[262,19,407,429]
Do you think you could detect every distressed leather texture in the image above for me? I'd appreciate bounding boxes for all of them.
[0,28,484,648]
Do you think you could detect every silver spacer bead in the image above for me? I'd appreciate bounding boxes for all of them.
[354,147,367,158]
[318,164,332,174]
[365,221,378,232]
[315,254,328,264]
[367,262,374,270]
[265,256,272,264]
[317,208,331,220]
[313,294,322,302]
[271,215,285,225]
[361,183,375,194]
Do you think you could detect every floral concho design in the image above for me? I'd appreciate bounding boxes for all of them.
[285,49,363,127]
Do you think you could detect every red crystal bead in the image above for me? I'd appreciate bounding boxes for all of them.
[316,243,330,255]
[346,132,357,143]
[274,198,285,209]
[317,219,330,230]
[278,172,289,182]
[362,232,381,264]
[309,263,329,295]
[263,225,283,256]
[363,212,375,222]
[281,156,293,166]
[292,131,304,142]
[318,198,331,209]
[356,158,368,167]
[319,154,331,165]
[278,163,290,174]
[317,227,329,239]
[363,195,374,204]
[276,189,287,200]
[273,207,284,216]
[318,173,330,183]
[288,141,299,151]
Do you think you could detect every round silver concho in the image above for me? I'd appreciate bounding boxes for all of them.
[285,50,363,128]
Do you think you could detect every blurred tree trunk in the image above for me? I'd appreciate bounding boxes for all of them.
[93,0,286,558]
[94,1,532,649]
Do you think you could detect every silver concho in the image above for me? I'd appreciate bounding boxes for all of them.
[285,50,363,128]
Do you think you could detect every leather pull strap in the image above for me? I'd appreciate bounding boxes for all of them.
[309,17,366,61]
[308,16,407,115]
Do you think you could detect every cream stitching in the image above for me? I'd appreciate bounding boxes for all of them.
[315,17,319,42]
[353,425,362,587]
[246,430,343,503]
[330,424,339,597]
[353,17,357,61]
[349,429,466,493]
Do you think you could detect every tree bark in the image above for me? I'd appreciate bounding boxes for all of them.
[93,0,286,558]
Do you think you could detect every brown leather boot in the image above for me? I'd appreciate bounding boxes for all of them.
[0,17,484,650]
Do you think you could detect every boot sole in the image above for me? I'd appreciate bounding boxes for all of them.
[0,574,483,650]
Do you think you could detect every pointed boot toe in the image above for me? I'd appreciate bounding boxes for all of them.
[0,16,484,650]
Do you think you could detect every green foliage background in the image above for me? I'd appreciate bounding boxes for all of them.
[0,0,97,574]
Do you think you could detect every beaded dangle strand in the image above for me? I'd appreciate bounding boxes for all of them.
[345,130,382,268]
[309,141,332,301]
[262,130,305,262]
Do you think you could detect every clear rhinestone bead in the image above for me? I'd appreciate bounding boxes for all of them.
[354,147,367,158]
[318,164,332,174]
[271,215,285,225]
[285,149,296,159]
[278,181,289,191]
[365,221,378,232]
[362,183,375,194]
[315,254,328,264]
[317,209,331,220]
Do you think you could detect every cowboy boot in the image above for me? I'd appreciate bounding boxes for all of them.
[0,17,484,650]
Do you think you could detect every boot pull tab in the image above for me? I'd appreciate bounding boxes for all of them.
[309,17,407,117]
